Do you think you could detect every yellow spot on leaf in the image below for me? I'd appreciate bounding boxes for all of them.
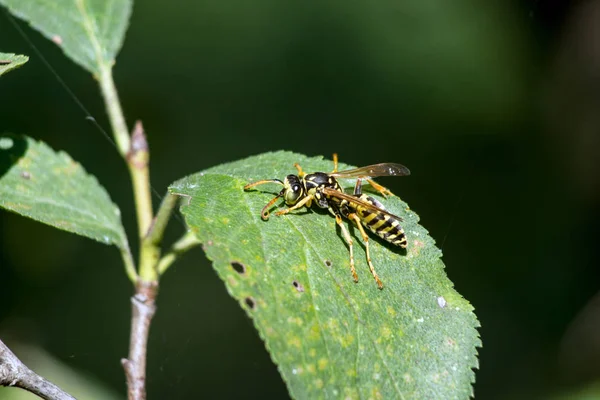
[287,336,302,348]
[380,326,392,339]
[370,387,383,400]
[287,316,303,326]
[226,275,239,288]
[307,324,321,341]
[339,334,355,348]
[326,318,340,333]
[318,358,328,370]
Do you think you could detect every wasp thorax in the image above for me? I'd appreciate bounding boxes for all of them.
[283,175,304,205]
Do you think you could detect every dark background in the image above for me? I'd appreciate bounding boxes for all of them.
[1,0,600,399]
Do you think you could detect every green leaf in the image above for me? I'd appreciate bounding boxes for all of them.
[0,133,127,249]
[170,151,480,400]
[0,52,28,76]
[0,0,132,75]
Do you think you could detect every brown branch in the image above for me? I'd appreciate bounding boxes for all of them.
[122,280,158,400]
[0,339,76,400]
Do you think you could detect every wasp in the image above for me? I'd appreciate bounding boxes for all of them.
[243,154,410,289]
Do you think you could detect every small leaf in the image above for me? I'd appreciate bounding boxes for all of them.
[0,0,132,75]
[170,151,480,400]
[0,134,127,249]
[0,52,28,76]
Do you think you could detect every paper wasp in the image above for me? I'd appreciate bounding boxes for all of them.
[243,154,410,289]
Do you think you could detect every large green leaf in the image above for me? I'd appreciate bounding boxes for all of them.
[170,151,480,400]
[0,52,28,76]
[0,0,132,75]
[0,133,127,249]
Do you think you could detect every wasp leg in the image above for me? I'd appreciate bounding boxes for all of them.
[274,194,314,216]
[348,213,384,289]
[368,179,394,197]
[353,178,363,196]
[331,153,339,173]
[353,177,394,198]
[329,208,358,283]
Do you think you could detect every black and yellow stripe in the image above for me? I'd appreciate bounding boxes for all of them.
[352,195,407,248]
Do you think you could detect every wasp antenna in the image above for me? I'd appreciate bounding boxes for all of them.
[261,193,283,220]
[332,153,339,173]
[244,179,284,191]
[293,163,306,178]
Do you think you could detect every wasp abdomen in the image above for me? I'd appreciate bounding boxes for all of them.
[356,195,407,248]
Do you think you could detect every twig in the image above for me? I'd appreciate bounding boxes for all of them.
[126,121,154,242]
[157,231,201,275]
[145,193,179,245]
[98,63,130,157]
[0,339,76,400]
[121,242,139,283]
[98,62,158,399]
[121,281,157,400]
[121,121,158,400]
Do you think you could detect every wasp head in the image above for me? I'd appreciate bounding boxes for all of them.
[282,175,305,205]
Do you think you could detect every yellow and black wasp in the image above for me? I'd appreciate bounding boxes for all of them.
[243,154,410,289]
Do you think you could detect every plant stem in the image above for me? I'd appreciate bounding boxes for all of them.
[98,63,196,400]
[98,64,130,157]
[157,231,201,275]
[146,193,179,245]
[98,65,157,400]
[0,339,76,400]
[127,121,154,241]
[120,245,138,282]
[121,281,157,400]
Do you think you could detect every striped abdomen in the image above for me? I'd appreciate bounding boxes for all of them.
[352,195,407,248]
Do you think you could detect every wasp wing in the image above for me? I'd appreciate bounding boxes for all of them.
[330,163,410,179]
[322,188,404,221]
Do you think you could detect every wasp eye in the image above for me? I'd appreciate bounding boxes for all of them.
[285,185,302,205]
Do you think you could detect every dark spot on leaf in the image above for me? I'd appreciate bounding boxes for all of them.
[325,260,332,267]
[292,280,305,292]
[244,297,256,310]
[231,261,246,275]
[20,171,31,180]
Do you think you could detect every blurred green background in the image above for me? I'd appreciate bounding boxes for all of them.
[1,0,600,399]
